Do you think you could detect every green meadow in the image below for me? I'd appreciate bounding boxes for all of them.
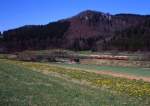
[0,59,150,106]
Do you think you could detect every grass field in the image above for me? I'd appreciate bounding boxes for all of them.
[1,59,150,106]
[52,63,150,77]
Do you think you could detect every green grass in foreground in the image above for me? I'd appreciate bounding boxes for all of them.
[1,59,150,106]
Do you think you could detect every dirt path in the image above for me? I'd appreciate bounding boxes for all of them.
[95,71,150,82]
[48,64,150,83]
[49,65,150,82]
[11,60,150,83]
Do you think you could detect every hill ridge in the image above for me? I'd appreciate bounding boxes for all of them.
[0,10,150,52]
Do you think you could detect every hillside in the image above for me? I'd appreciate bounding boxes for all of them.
[1,10,150,52]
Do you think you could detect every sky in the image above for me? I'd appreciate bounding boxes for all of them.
[0,0,150,32]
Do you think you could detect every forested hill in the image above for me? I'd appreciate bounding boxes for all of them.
[1,10,150,52]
